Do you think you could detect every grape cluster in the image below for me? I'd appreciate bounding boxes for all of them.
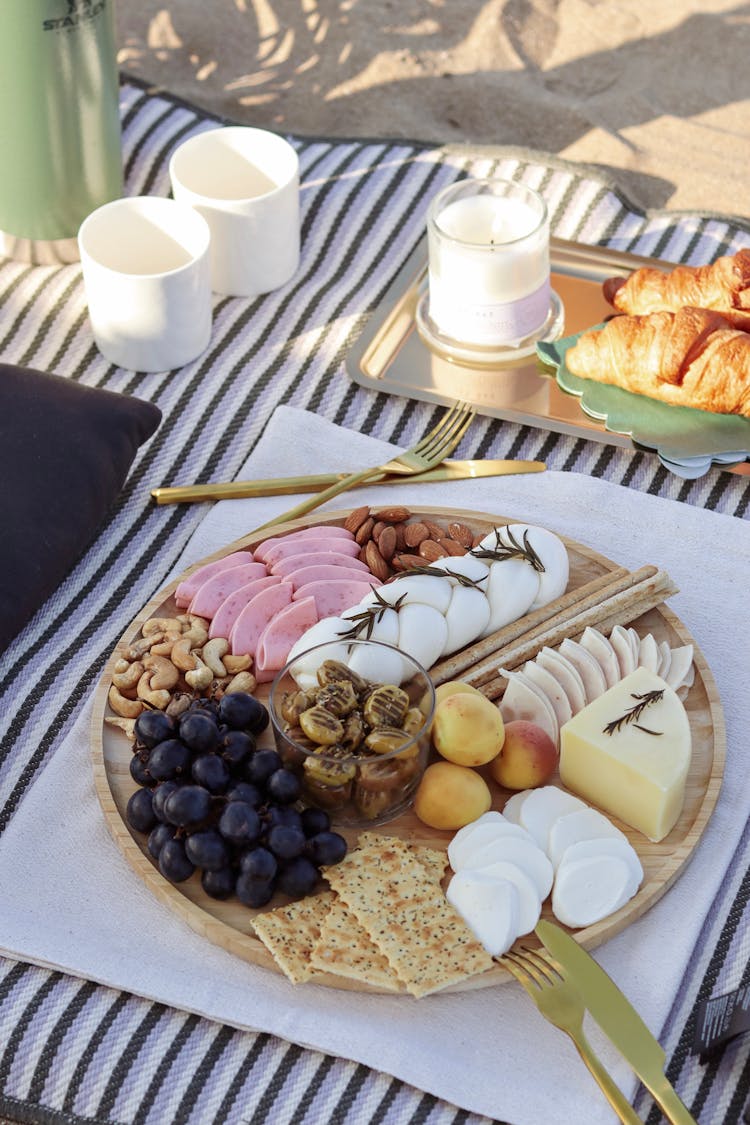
[125,691,348,907]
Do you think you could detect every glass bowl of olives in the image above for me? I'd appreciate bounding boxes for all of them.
[268,639,435,828]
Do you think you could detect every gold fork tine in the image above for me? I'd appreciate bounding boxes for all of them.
[500,948,642,1125]
[416,403,474,463]
[410,400,471,457]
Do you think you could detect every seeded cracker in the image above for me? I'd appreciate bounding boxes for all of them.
[324,839,493,997]
[310,896,404,991]
[357,832,447,886]
[252,891,334,984]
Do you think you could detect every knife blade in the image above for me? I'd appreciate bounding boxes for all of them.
[536,920,697,1125]
[150,459,546,504]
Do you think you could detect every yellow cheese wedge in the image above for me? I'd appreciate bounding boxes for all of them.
[559,667,691,842]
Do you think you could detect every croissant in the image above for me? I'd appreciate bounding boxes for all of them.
[603,249,750,330]
[566,306,750,417]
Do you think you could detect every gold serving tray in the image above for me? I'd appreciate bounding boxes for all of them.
[346,237,750,477]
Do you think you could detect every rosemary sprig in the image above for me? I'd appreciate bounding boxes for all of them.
[469,527,546,573]
[389,565,487,590]
[603,689,665,737]
[335,587,407,640]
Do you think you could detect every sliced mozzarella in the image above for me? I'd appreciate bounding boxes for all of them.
[656,640,672,680]
[500,669,559,744]
[609,625,636,677]
[482,558,540,635]
[396,602,448,670]
[466,837,554,901]
[553,853,638,927]
[502,790,531,824]
[347,640,406,684]
[536,648,587,714]
[362,574,453,613]
[464,860,541,936]
[495,524,569,609]
[446,869,520,956]
[442,585,491,655]
[517,786,588,851]
[636,632,659,673]
[448,819,536,871]
[547,807,627,871]
[627,627,642,663]
[522,659,573,727]
[558,638,607,703]
[429,555,490,585]
[580,627,620,689]
[665,645,694,692]
[560,837,643,892]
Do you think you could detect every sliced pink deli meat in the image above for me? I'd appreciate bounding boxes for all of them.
[270,551,370,577]
[263,536,361,568]
[282,563,382,591]
[229,582,294,657]
[253,526,355,563]
[254,596,319,682]
[208,575,284,640]
[292,579,378,619]
[188,562,269,619]
[174,551,255,607]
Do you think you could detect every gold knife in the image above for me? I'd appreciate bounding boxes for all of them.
[151,459,546,504]
[536,921,697,1125]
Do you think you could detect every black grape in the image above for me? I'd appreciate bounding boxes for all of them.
[158,838,195,882]
[202,866,236,900]
[300,807,330,838]
[265,768,301,805]
[191,753,231,793]
[146,738,192,782]
[129,751,153,787]
[225,782,262,807]
[151,779,181,822]
[239,846,277,882]
[219,691,269,734]
[184,829,230,871]
[179,711,221,754]
[147,822,176,860]
[218,801,262,846]
[221,729,256,767]
[134,709,176,749]
[267,824,306,860]
[276,856,319,897]
[164,784,212,828]
[244,748,282,786]
[235,872,274,908]
[307,831,348,867]
[126,787,157,833]
[265,806,302,832]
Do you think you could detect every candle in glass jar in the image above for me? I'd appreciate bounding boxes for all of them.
[426,179,551,348]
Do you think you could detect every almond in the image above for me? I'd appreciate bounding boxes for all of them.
[418,539,447,562]
[344,505,371,534]
[393,553,425,570]
[423,519,448,540]
[373,506,411,523]
[438,537,467,557]
[364,540,391,581]
[354,516,375,545]
[403,521,429,548]
[372,521,386,539]
[447,521,474,547]
[393,522,407,550]
[377,524,398,562]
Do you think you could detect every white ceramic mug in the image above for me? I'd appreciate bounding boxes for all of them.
[78,196,212,371]
[169,126,300,298]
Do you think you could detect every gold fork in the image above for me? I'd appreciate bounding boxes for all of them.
[249,400,475,533]
[501,947,643,1125]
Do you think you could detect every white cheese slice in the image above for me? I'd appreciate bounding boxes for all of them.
[580,627,620,688]
[500,670,559,744]
[516,785,588,851]
[559,667,691,842]
[560,836,643,891]
[552,852,637,927]
[502,790,531,824]
[559,638,607,702]
[446,869,520,956]
[609,625,636,677]
[447,818,535,871]
[536,648,587,714]
[547,807,627,871]
[463,860,542,936]
[466,836,554,901]
[636,632,659,673]
[522,659,573,727]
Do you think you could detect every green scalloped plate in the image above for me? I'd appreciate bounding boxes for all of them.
[538,328,750,478]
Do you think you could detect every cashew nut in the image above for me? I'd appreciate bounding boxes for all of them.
[171,635,198,672]
[136,671,172,710]
[185,657,213,692]
[202,637,228,677]
[104,716,137,740]
[224,670,258,695]
[142,653,180,691]
[165,692,193,718]
[108,684,145,718]
[111,658,145,694]
[125,634,163,660]
[182,619,209,647]
[149,631,183,657]
[223,653,252,674]
[142,616,183,636]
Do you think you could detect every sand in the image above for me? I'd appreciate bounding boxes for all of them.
[115,0,750,220]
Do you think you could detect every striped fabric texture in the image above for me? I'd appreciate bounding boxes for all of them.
[0,76,749,1125]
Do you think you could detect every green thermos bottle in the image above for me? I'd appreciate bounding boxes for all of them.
[0,0,123,263]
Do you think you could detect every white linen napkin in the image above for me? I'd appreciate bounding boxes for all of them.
[1,405,748,1125]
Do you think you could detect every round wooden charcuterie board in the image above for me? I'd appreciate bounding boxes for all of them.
[90,506,725,993]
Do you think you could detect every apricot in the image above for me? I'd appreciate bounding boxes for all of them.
[413,761,492,830]
[489,719,559,791]
[432,691,505,767]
